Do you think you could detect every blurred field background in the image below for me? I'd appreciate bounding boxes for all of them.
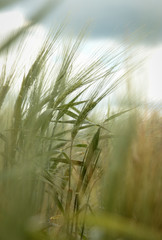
[0,1,162,240]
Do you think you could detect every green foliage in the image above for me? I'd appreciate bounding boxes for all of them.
[0,17,125,239]
[0,2,162,240]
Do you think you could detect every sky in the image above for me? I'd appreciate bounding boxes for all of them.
[0,0,162,109]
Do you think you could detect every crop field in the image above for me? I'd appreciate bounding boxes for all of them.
[0,1,162,240]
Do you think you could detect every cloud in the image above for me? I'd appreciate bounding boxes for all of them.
[0,8,25,37]
[43,0,162,44]
[4,0,162,44]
